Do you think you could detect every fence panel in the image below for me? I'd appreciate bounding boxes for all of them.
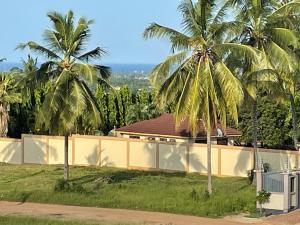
[73,137,100,166]
[263,172,284,193]
[23,136,47,164]
[129,141,156,169]
[0,139,22,164]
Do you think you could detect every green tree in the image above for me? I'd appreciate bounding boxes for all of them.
[95,84,110,134]
[238,97,291,148]
[228,0,300,170]
[118,85,133,126]
[108,89,119,130]
[19,11,110,180]
[0,72,22,137]
[144,0,252,194]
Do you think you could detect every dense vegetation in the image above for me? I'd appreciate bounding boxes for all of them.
[7,81,162,137]
[0,164,256,217]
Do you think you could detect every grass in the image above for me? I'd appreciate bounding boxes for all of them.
[0,163,256,217]
[0,215,139,225]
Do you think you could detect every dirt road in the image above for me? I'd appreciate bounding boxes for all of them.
[0,201,299,225]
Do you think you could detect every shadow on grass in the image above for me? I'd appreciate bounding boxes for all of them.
[69,169,187,186]
[5,170,46,184]
[18,192,32,204]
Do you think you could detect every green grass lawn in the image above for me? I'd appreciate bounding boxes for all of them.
[0,163,256,217]
[0,216,138,225]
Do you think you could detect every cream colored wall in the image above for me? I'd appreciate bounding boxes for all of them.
[129,141,156,168]
[189,146,218,174]
[101,139,127,168]
[259,151,290,172]
[159,143,187,171]
[24,136,47,164]
[262,193,284,211]
[3,134,300,179]
[0,139,22,164]
[221,148,252,177]
[74,137,100,166]
[48,139,73,165]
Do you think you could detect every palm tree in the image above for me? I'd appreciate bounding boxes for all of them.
[143,0,257,194]
[228,0,300,171]
[18,11,111,180]
[271,0,300,151]
[0,72,22,137]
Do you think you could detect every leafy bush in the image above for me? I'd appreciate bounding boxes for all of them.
[256,190,271,215]
[54,179,85,193]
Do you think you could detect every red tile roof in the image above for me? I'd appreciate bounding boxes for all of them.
[116,113,241,138]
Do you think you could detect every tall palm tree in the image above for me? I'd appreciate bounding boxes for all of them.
[228,0,300,171]
[271,0,300,151]
[0,72,22,137]
[143,0,258,194]
[18,11,111,180]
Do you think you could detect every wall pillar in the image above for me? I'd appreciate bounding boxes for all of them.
[294,172,299,209]
[255,169,263,193]
[21,134,25,164]
[283,172,291,213]
[255,169,263,210]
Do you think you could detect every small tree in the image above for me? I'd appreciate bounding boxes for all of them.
[256,190,271,216]
[0,72,22,137]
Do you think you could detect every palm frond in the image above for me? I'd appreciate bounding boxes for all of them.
[143,23,190,52]
[17,42,61,60]
[78,47,107,62]
[149,51,188,87]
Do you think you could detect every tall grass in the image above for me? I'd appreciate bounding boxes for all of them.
[0,164,256,217]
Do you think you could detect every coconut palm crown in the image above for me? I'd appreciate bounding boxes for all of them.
[18,10,111,180]
[18,10,111,134]
[143,0,259,193]
[226,1,300,169]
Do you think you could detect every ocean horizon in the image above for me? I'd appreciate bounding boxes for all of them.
[0,62,155,73]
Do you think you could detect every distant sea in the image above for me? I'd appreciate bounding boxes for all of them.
[0,62,155,73]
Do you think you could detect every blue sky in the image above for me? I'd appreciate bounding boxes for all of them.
[1,0,182,64]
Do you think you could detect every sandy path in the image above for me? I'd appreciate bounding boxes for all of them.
[0,201,258,225]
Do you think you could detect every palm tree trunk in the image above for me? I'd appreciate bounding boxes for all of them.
[0,103,9,137]
[64,133,69,181]
[252,100,258,171]
[290,94,298,150]
[207,130,212,194]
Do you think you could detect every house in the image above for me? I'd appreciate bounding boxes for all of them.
[115,113,241,145]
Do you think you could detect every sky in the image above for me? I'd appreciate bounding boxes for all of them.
[1,0,182,64]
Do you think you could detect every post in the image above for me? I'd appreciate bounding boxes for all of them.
[283,172,290,213]
[218,148,221,176]
[127,140,130,168]
[295,172,299,209]
[255,169,263,210]
[21,134,25,164]
[186,144,189,172]
[64,133,69,181]
[156,143,159,169]
[256,169,263,193]
[46,137,49,164]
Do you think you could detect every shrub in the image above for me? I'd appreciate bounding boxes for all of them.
[256,190,271,216]
[54,179,85,193]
